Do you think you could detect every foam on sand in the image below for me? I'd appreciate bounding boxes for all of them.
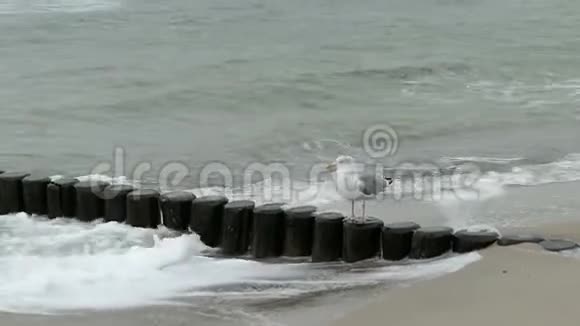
[0,213,479,314]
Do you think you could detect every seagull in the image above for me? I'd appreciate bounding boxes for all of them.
[326,155,393,222]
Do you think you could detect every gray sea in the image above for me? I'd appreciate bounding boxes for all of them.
[1,0,580,324]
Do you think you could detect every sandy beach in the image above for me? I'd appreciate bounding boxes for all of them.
[335,224,580,326]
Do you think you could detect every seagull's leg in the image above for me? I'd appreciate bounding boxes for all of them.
[362,199,366,222]
[351,200,355,218]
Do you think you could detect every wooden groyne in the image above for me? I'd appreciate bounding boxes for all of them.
[0,171,576,262]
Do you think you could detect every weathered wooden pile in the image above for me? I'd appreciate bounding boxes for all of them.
[0,171,576,262]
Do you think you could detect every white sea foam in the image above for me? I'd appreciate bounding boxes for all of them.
[76,174,133,185]
[467,78,580,105]
[558,248,580,259]
[432,153,580,205]
[0,213,479,314]
[444,156,526,164]
[478,153,580,187]
[76,153,580,210]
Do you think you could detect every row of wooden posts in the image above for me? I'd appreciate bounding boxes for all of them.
[0,171,502,262]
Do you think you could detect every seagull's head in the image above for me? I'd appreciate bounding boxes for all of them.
[326,155,356,173]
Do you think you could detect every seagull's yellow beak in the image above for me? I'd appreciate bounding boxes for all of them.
[326,162,337,172]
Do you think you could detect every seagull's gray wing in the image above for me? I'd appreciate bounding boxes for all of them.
[358,174,389,196]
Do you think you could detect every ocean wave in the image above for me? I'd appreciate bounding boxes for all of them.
[440,154,580,187]
[479,153,580,187]
[332,62,471,81]
[291,153,580,206]
[443,156,527,164]
[68,153,580,208]
[466,78,580,108]
[413,153,580,205]
[0,0,119,14]
[439,156,537,174]
[0,213,479,314]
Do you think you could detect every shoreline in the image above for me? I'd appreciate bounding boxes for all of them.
[333,222,580,326]
[3,180,580,326]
